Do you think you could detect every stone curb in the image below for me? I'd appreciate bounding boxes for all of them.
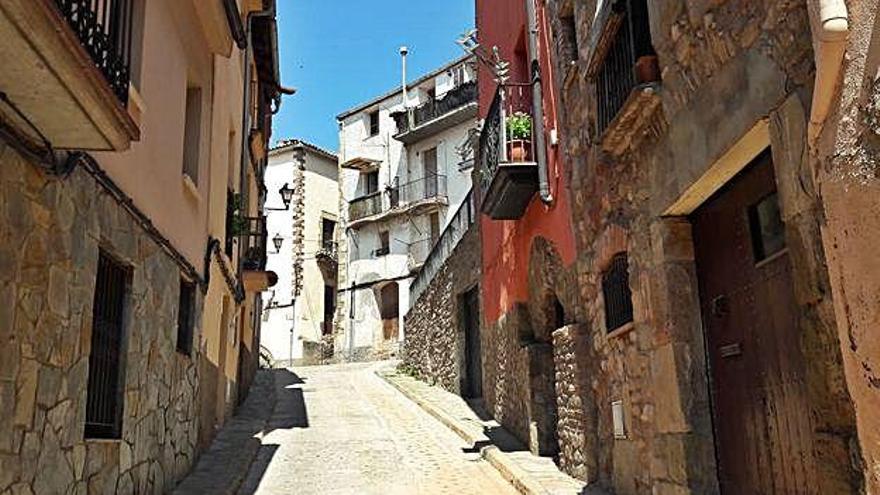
[377,368,551,495]
[172,369,278,495]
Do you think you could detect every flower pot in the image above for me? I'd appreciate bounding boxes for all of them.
[507,139,532,162]
[634,55,660,84]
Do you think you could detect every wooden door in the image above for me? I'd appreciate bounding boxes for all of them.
[462,287,482,398]
[691,150,816,494]
[424,148,438,197]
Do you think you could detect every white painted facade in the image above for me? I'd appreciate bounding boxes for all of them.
[262,140,339,366]
[335,55,477,360]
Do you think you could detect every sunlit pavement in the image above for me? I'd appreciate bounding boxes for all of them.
[236,362,518,495]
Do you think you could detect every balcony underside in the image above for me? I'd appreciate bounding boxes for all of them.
[481,162,538,220]
[0,0,139,151]
[393,102,478,144]
[599,82,661,157]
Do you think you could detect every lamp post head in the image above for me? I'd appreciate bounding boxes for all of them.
[400,46,408,57]
[279,183,294,209]
[272,233,284,253]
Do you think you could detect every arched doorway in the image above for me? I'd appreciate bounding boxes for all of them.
[379,282,399,340]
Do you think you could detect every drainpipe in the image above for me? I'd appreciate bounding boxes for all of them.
[525,0,553,204]
[807,0,849,144]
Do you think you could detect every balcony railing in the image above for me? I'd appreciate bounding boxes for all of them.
[392,81,478,141]
[349,176,447,223]
[241,216,268,271]
[410,189,476,307]
[349,191,384,222]
[316,240,338,264]
[478,84,539,220]
[592,0,658,137]
[55,0,134,104]
[398,175,447,204]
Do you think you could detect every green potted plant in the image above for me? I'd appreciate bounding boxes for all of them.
[506,112,533,162]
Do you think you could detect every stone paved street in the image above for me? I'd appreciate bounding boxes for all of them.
[236,362,518,495]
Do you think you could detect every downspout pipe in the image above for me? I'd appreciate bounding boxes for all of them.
[525,0,553,204]
[807,0,849,144]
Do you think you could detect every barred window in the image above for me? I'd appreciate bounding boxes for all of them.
[602,252,633,332]
[177,278,196,355]
[85,251,130,439]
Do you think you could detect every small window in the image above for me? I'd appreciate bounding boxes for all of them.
[177,278,196,355]
[557,12,579,63]
[85,251,130,439]
[182,86,203,184]
[368,110,380,136]
[364,171,379,195]
[321,218,336,250]
[429,212,441,245]
[748,192,786,262]
[376,231,390,257]
[602,253,634,332]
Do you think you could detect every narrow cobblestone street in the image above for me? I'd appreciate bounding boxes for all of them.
[237,363,518,495]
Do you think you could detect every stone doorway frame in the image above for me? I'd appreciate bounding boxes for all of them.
[653,108,862,493]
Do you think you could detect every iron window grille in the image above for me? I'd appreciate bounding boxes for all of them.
[177,278,196,355]
[602,252,634,332]
[85,251,130,439]
[593,0,656,135]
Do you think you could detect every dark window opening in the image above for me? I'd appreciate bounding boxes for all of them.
[321,218,336,250]
[602,252,634,332]
[557,12,579,63]
[177,278,196,355]
[85,251,130,439]
[376,231,390,257]
[323,285,336,336]
[368,110,380,136]
[364,171,379,195]
[554,298,566,329]
[429,212,441,245]
[748,192,786,262]
[595,0,657,135]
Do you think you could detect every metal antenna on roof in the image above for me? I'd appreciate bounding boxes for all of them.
[456,29,509,84]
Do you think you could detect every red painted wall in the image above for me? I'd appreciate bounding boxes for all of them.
[477,0,576,325]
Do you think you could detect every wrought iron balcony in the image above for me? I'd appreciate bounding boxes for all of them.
[391,81,478,144]
[478,84,538,220]
[0,0,139,150]
[348,176,448,224]
[589,0,660,155]
[55,0,134,104]
[241,216,268,272]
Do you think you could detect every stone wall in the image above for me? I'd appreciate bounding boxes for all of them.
[0,145,201,495]
[539,0,863,493]
[402,225,480,394]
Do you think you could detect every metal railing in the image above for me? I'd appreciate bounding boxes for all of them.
[349,176,448,222]
[55,0,134,104]
[316,240,338,263]
[409,189,476,307]
[399,175,447,203]
[596,0,656,135]
[392,81,478,134]
[478,84,533,197]
[241,216,268,271]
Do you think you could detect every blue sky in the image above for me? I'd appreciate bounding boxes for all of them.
[272,0,475,152]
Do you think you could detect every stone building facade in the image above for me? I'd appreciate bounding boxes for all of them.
[0,1,285,493]
[402,193,481,395]
[534,0,870,493]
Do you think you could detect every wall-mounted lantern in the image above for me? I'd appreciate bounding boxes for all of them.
[272,233,284,253]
